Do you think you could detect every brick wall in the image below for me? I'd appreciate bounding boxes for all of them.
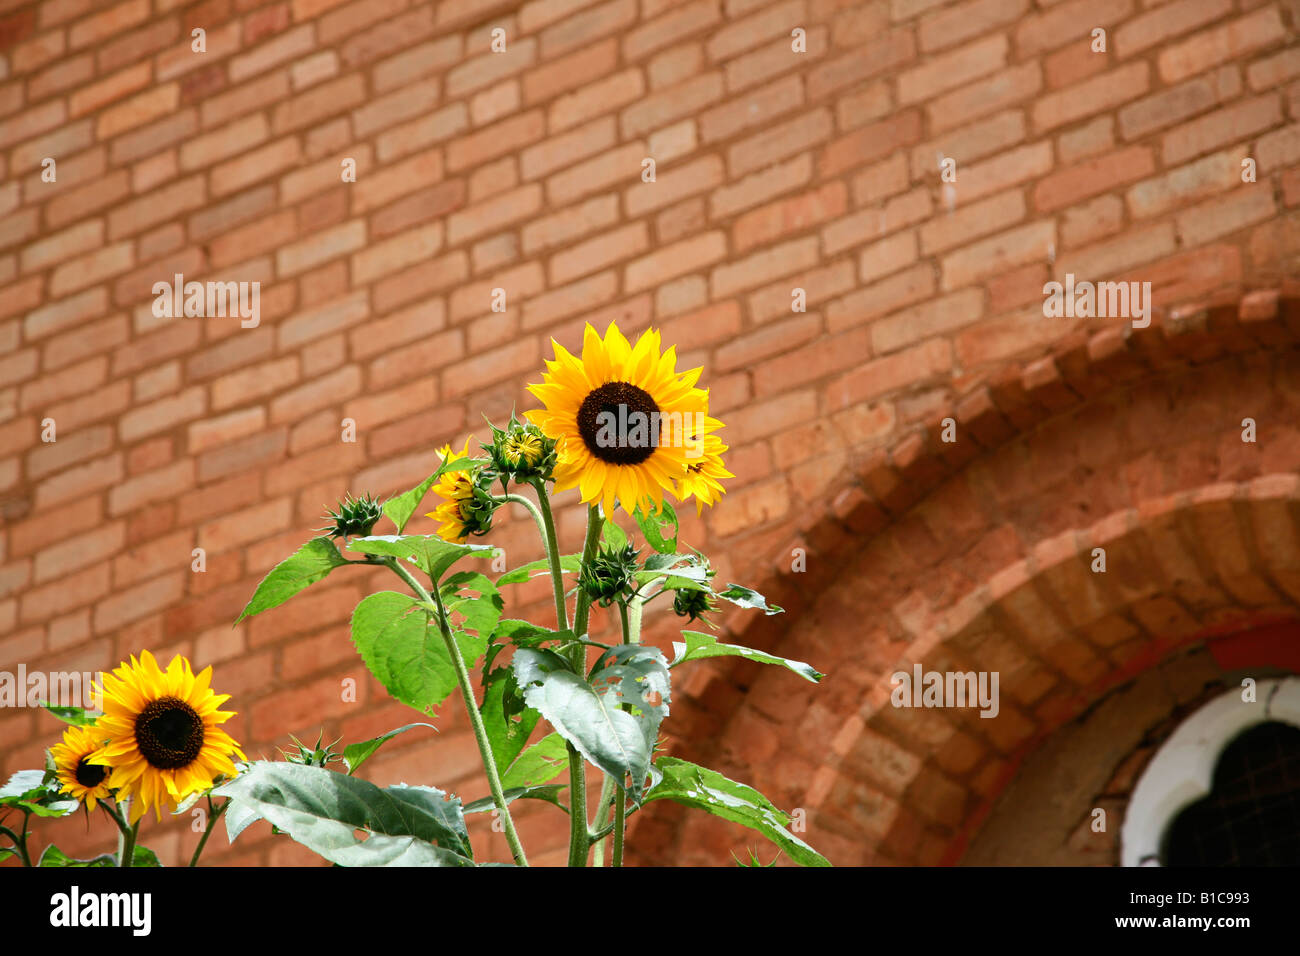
[1,0,1298,866]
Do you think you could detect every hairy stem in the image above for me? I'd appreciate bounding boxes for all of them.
[527,484,571,633]
[120,818,140,868]
[103,800,130,864]
[565,504,604,867]
[612,791,626,868]
[383,556,529,867]
[0,820,31,867]
[189,798,228,867]
[591,598,634,866]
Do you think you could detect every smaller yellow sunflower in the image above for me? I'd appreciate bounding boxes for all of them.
[426,438,476,542]
[51,723,113,810]
[676,429,733,514]
[91,651,244,824]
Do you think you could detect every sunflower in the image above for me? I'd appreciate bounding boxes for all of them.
[89,651,244,824]
[51,723,113,810]
[426,438,477,541]
[676,430,733,514]
[525,322,720,517]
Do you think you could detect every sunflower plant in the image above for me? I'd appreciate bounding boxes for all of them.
[2,321,827,868]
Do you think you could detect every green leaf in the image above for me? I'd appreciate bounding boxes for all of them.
[37,843,161,867]
[39,702,100,726]
[646,758,830,867]
[350,592,476,714]
[39,845,112,867]
[235,536,350,624]
[512,645,669,801]
[715,583,784,615]
[644,552,687,571]
[601,519,628,551]
[634,565,711,589]
[490,619,576,648]
[480,674,539,775]
[349,534,495,583]
[131,844,163,867]
[0,770,47,803]
[670,631,822,682]
[441,571,504,641]
[633,499,678,553]
[382,457,479,533]
[496,554,582,586]
[215,762,474,866]
[463,784,567,815]
[500,732,569,789]
[0,769,77,818]
[343,723,437,775]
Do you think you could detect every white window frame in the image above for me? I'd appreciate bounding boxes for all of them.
[1120,676,1300,866]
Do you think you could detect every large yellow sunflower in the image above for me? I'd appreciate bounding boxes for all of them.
[426,438,476,541]
[525,322,719,517]
[51,723,113,810]
[676,430,734,515]
[90,651,244,823]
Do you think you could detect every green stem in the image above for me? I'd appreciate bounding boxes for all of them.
[565,504,603,867]
[612,791,626,867]
[383,557,529,867]
[120,818,140,868]
[590,774,615,867]
[573,505,603,642]
[102,800,130,865]
[627,590,644,645]
[594,594,641,866]
[0,820,31,867]
[527,482,570,632]
[189,798,227,867]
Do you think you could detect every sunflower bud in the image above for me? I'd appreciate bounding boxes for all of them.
[673,586,716,624]
[453,476,500,538]
[319,492,384,539]
[280,731,343,768]
[578,543,640,607]
[487,416,557,483]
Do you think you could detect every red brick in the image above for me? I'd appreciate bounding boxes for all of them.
[1032,62,1150,133]
[1115,0,1233,59]
[1161,94,1283,166]
[710,152,812,219]
[550,223,649,285]
[1157,7,1287,84]
[733,181,847,253]
[898,34,1007,105]
[819,109,921,178]
[1033,147,1156,213]
[928,62,1041,134]
[625,231,727,293]
[826,338,952,410]
[941,220,1055,292]
[919,0,1025,53]
[1014,0,1133,57]
[447,110,545,172]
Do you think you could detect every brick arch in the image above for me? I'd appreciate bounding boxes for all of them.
[635,290,1300,866]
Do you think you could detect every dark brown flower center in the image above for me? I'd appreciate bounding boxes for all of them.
[74,757,107,789]
[135,696,204,770]
[576,382,659,465]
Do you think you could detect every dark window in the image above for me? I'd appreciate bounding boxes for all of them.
[1162,721,1300,865]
